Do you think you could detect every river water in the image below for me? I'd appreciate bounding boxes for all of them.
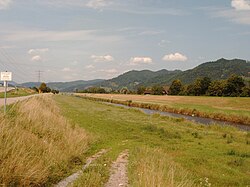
[104,102,250,131]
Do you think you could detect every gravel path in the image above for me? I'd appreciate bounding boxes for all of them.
[55,149,108,187]
[105,150,129,187]
[0,94,40,107]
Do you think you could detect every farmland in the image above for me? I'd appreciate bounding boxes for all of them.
[76,94,250,125]
[1,94,250,186]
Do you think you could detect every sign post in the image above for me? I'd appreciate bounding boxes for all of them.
[1,72,12,115]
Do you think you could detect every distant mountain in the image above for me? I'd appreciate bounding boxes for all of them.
[166,58,250,84]
[98,69,181,90]
[20,79,104,92]
[95,58,250,90]
[20,58,250,92]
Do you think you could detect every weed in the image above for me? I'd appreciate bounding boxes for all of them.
[227,150,236,156]
[228,158,244,167]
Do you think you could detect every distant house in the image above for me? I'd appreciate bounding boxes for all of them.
[143,87,168,95]
[143,90,153,95]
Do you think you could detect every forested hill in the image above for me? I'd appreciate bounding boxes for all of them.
[20,58,249,91]
[98,69,181,90]
[168,58,250,84]
[98,58,250,90]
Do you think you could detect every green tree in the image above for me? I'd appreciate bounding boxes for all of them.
[152,85,165,95]
[224,74,245,96]
[207,80,226,96]
[169,79,183,95]
[137,86,146,95]
[200,77,211,95]
[39,83,48,93]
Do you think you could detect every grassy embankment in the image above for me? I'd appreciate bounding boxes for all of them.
[54,95,250,186]
[0,88,37,98]
[0,96,90,186]
[76,94,250,125]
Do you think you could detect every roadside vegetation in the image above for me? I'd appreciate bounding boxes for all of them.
[0,96,90,186]
[0,87,37,98]
[55,95,250,186]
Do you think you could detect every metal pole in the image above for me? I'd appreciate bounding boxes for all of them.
[4,80,7,115]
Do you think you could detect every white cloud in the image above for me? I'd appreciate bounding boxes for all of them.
[62,67,72,72]
[28,48,49,54]
[91,55,114,62]
[162,53,187,62]
[138,30,164,36]
[1,29,122,43]
[86,0,112,9]
[129,57,153,65]
[216,8,250,24]
[231,0,250,10]
[31,55,42,62]
[101,68,118,73]
[0,0,12,10]
[85,64,95,69]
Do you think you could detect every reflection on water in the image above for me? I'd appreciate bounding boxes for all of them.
[105,102,250,131]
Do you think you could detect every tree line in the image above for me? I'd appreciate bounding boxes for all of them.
[168,75,250,97]
[31,83,59,94]
[76,74,250,97]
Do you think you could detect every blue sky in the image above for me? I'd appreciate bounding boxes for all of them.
[0,0,250,83]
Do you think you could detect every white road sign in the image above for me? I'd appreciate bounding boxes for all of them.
[1,72,12,81]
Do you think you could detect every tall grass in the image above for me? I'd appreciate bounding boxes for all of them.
[129,146,195,187]
[0,96,90,186]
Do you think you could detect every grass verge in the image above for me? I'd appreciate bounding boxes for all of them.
[0,96,90,186]
[0,88,37,98]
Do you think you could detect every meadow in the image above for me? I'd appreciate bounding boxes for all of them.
[76,93,250,125]
[55,95,250,186]
[1,94,249,186]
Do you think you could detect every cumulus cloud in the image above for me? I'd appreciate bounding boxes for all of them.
[101,68,118,73]
[162,53,187,62]
[86,0,112,9]
[31,55,42,62]
[0,0,12,10]
[129,57,153,65]
[231,0,250,10]
[85,64,95,69]
[61,67,72,72]
[28,48,49,54]
[91,55,114,62]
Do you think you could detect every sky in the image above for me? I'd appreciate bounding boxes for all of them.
[0,0,250,83]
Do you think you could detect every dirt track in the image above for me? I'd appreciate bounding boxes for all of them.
[0,94,39,107]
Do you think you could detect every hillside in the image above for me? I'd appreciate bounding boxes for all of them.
[20,58,250,92]
[98,69,181,90]
[167,58,250,84]
[96,58,250,90]
[20,79,104,92]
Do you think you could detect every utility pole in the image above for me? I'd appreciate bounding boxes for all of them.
[36,70,43,83]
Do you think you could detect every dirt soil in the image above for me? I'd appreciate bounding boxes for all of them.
[105,150,129,187]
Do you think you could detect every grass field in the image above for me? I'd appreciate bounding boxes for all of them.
[0,88,37,98]
[54,95,250,186]
[76,94,250,125]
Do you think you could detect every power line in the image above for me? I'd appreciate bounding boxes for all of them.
[36,70,44,83]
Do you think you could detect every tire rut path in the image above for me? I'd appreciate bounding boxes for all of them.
[105,150,129,187]
[55,149,108,187]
